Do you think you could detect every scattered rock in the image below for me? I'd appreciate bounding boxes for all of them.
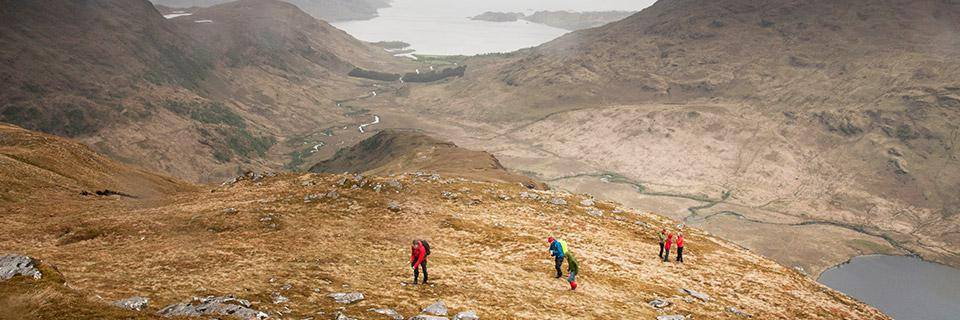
[0,254,42,280]
[336,311,356,320]
[497,194,511,201]
[726,306,751,318]
[422,300,448,316]
[587,208,603,217]
[387,201,402,212]
[369,308,404,320]
[326,190,340,199]
[453,310,479,320]
[373,183,384,193]
[441,191,459,200]
[280,283,293,291]
[304,194,320,203]
[549,197,567,206]
[223,208,239,214]
[579,199,596,207]
[113,296,149,311]
[409,316,448,320]
[157,295,267,320]
[301,180,316,187]
[681,288,711,302]
[887,147,903,157]
[890,158,909,175]
[648,298,670,309]
[337,177,349,186]
[657,316,686,320]
[386,179,403,191]
[271,292,289,304]
[328,292,364,304]
[519,191,540,200]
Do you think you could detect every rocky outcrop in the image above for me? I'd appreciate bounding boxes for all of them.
[453,310,479,320]
[422,300,448,316]
[113,296,150,311]
[0,254,42,280]
[681,288,711,302]
[157,295,267,320]
[369,308,404,320]
[649,298,670,309]
[328,292,365,304]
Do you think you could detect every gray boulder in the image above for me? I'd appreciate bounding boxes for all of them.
[681,288,711,302]
[549,197,567,206]
[304,194,320,202]
[648,298,670,309]
[587,208,603,217]
[387,201,403,212]
[271,292,289,304]
[387,179,403,191]
[326,190,340,199]
[422,300,448,316]
[409,316,448,320]
[579,199,596,207]
[0,254,42,280]
[453,310,479,320]
[369,308,404,320]
[519,192,540,200]
[157,295,267,320]
[441,191,459,200]
[328,292,364,304]
[726,306,751,318]
[113,296,149,311]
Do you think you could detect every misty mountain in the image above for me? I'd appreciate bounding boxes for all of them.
[150,0,391,22]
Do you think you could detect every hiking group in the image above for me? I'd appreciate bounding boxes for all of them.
[548,237,579,290]
[405,228,685,291]
[658,228,684,263]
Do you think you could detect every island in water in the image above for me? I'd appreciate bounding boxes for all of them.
[470,10,636,30]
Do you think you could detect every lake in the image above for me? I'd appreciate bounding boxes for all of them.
[818,255,960,320]
[332,0,655,56]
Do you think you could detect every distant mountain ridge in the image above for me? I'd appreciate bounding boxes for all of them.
[149,0,391,22]
[0,0,407,183]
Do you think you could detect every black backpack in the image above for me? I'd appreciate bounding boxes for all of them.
[421,240,431,256]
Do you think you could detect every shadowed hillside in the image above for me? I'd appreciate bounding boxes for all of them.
[0,0,411,183]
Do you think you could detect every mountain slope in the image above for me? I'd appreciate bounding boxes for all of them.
[310,129,546,188]
[0,122,190,202]
[0,129,888,319]
[0,0,410,183]
[150,0,391,22]
[394,0,960,273]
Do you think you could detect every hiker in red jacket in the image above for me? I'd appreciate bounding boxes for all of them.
[676,233,684,263]
[410,240,428,284]
[663,232,673,262]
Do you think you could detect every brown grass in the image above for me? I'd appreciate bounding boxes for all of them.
[0,173,888,319]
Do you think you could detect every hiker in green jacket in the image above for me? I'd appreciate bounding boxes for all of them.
[566,251,579,290]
